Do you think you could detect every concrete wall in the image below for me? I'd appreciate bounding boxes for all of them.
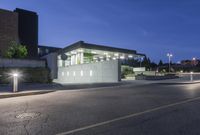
[55,60,121,84]
[42,52,58,79]
[0,9,19,56]
[0,58,45,68]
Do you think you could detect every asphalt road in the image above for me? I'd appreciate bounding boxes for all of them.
[1,82,200,135]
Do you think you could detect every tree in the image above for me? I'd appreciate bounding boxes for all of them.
[158,60,163,66]
[142,56,151,70]
[5,41,28,58]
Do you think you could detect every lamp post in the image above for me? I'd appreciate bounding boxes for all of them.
[167,53,173,72]
[192,57,196,66]
[13,73,19,92]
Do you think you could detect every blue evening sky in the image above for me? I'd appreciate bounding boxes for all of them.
[1,0,200,63]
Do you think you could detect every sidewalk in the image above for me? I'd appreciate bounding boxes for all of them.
[0,90,55,99]
[0,82,131,99]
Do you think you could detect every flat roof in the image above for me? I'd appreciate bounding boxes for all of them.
[59,41,145,56]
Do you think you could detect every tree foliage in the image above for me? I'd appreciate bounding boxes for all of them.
[158,60,163,66]
[5,41,28,58]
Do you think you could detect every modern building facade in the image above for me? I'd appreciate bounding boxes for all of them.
[57,41,143,67]
[47,41,145,83]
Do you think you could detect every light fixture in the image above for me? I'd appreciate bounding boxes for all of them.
[128,55,133,58]
[90,70,93,76]
[80,70,83,76]
[120,56,125,59]
[114,53,119,57]
[12,72,19,93]
[91,51,97,54]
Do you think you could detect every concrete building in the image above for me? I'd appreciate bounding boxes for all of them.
[45,41,145,84]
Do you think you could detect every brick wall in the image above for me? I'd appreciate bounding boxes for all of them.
[0,9,18,56]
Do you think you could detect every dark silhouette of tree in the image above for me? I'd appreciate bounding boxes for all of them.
[158,60,163,66]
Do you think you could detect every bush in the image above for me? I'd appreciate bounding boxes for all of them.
[121,66,134,78]
[4,41,28,58]
[0,67,52,84]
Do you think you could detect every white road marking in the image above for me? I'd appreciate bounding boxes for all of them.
[56,96,200,135]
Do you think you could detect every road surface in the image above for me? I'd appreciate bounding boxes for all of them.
[1,82,200,135]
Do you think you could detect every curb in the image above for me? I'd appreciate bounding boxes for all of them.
[156,81,200,85]
[0,90,55,99]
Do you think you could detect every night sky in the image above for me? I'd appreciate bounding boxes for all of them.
[1,0,200,63]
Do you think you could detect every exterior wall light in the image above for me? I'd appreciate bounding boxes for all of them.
[90,70,93,76]
[120,56,125,59]
[80,70,83,76]
[128,55,133,58]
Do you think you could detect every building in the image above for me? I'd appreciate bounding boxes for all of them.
[45,41,145,83]
[57,41,142,67]
[0,9,19,57]
[0,7,146,84]
[181,59,199,66]
[0,8,38,58]
[14,8,38,58]
[38,45,61,57]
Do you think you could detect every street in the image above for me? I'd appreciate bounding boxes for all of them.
[1,82,200,135]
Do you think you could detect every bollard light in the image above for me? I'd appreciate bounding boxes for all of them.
[12,72,19,92]
[190,72,193,81]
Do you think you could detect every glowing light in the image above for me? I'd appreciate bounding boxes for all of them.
[120,56,125,59]
[107,55,111,58]
[167,53,173,57]
[91,51,97,54]
[128,55,133,58]
[90,70,93,76]
[13,73,18,77]
[114,53,119,57]
[73,71,76,76]
[80,70,83,76]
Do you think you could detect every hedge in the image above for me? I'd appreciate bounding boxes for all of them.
[0,67,52,84]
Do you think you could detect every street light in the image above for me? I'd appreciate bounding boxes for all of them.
[12,72,19,92]
[140,57,144,67]
[167,53,173,72]
[192,57,196,66]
